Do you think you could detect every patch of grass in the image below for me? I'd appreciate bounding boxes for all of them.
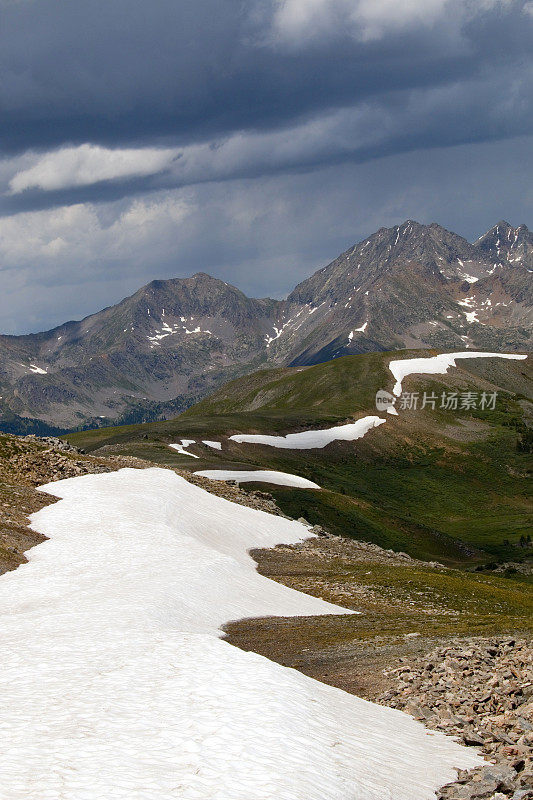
[225,544,532,692]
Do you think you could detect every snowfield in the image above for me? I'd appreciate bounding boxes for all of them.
[195,468,320,489]
[229,415,386,449]
[0,468,481,800]
[389,352,527,396]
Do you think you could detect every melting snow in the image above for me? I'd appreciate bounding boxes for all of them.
[265,324,287,347]
[28,364,48,375]
[148,320,213,345]
[0,468,480,799]
[389,352,527,396]
[229,416,386,449]
[195,469,320,489]
[457,297,483,324]
[202,440,222,450]
[265,309,314,347]
[348,321,368,341]
[169,440,199,458]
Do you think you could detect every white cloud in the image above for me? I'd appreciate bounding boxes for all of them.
[3,112,386,197]
[272,0,515,44]
[9,144,178,193]
[0,196,192,267]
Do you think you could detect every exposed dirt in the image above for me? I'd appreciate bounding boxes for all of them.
[223,536,453,699]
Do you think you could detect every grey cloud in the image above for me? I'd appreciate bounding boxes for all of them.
[1,0,531,158]
[1,57,531,217]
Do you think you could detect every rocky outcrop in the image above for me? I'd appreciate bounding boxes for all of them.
[379,639,533,799]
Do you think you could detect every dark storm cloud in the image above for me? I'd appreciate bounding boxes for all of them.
[1,59,531,216]
[1,0,531,160]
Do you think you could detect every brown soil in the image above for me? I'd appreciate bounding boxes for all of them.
[223,536,453,699]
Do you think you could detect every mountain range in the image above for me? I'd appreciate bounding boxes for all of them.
[1,219,531,433]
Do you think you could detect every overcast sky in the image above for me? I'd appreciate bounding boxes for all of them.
[1,0,532,334]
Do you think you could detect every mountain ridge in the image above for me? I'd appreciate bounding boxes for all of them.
[1,219,531,432]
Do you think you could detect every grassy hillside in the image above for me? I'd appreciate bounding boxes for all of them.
[66,350,533,567]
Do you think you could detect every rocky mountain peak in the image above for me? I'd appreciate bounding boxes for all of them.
[123,272,270,328]
[475,221,532,268]
[349,220,480,277]
[287,220,480,306]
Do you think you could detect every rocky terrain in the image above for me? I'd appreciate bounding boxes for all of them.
[0,220,530,433]
[224,537,532,800]
[380,639,533,800]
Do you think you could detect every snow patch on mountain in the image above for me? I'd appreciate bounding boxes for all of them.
[389,352,527,396]
[148,319,213,346]
[169,440,199,458]
[348,321,368,340]
[229,416,386,449]
[195,469,320,489]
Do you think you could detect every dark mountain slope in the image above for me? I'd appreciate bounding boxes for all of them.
[267,221,532,365]
[0,273,281,430]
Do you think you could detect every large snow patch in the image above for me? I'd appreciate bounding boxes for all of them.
[0,468,481,799]
[195,468,320,489]
[389,352,527,396]
[229,415,386,449]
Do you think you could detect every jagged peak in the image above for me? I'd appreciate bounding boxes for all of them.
[476,220,520,242]
[357,220,465,251]
[475,220,531,248]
